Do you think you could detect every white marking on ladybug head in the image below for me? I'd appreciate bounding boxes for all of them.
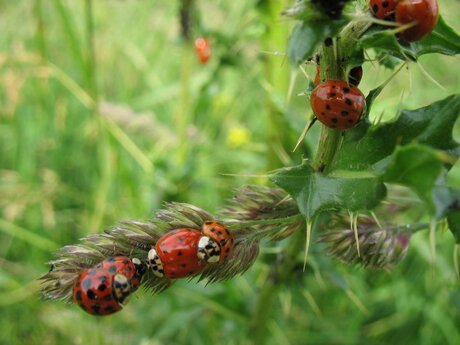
[147,248,164,278]
[113,274,131,303]
[197,236,221,263]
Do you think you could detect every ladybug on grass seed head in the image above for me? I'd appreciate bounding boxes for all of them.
[73,256,146,316]
[148,229,206,279]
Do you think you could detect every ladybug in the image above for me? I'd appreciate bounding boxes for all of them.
[314,66,363,87]
[199,220,234,262]
[310,80,366,130]
[395,0,438,42]
[148,229,206,279]
[369,0,398,20]
[73,267,130,316]
[95,256,146,291]
[348,66,363,87]
[194,37,211,64]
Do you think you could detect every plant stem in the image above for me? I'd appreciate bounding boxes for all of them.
[250,229,306,343]
[312,126,343,173]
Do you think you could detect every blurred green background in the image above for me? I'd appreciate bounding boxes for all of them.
[0,0,459,344]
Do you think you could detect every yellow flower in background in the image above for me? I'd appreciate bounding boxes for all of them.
[227,126,251,148]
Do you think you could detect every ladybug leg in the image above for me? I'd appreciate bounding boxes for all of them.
[147,249,165,278]
[197,236,221,263]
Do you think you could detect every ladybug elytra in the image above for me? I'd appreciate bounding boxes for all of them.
[310,80,366,130]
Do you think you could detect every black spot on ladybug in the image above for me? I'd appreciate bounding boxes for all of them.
[329,93,336,98]
[382,1,389,8]
[324,37,333,47]
[75,291,82,301]
[217,231,223,236]
[210,227,216,232]
[341,111,349,116]
[178,251,183,256]
[124,266,132,272]
[331,118,338,124]
[345,98,352,106]
[343,87,350,94]
[181,263,187,268]
[82,278,92,290]
[87,289,97,300]
[109,266,117,274]
[220,239,227,245]
[373,4,378,13]
[98,284,107,291]
[122,259,130,264]
[104,306,115,313]
[104,294,113,301]
[326,104,331,110]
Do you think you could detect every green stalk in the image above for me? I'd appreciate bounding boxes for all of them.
[258,0,291,170]
[250,229,306,343]
[250,12,373,342]
[34,0,47,60]
[84,0,97,101]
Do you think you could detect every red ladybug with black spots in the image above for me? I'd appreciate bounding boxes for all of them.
[148,229,206,279]
[395,0,438,42]
[72,256,146,316]
[95,256,145,291]
[199,220,234,262]
[310,80,366,130]
[370,0,398,20]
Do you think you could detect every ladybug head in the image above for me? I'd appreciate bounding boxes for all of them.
[113,274,131,304]
[132,257,147,277]
[197,236,221,263]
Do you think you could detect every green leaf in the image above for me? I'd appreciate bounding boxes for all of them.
[270,162,386,220]
[432,186,460,242]
[359,26,416,61]
[433,186,460,219]
[287,19,347,65]
[333,95,460,171]
[381,145,453,213]
[447,212,460,243]
[359,16,460,62]
[414,16,460,56]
